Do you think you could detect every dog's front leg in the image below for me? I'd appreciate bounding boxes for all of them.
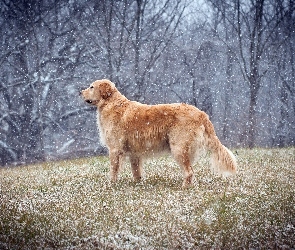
[109,150,122,182]
[130,155,143,181]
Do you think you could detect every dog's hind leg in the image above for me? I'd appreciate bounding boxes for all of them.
[130,155,143,181]
[170,144,194,187]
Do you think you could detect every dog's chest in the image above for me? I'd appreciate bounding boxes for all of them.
[96,113,106,146]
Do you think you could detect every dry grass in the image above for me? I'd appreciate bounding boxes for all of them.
[0,148,294,249]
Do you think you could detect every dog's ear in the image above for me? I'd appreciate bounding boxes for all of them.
[100,81,114,99]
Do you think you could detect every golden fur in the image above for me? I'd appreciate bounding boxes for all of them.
[81,79,237,187]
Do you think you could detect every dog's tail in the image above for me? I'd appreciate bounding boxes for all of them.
[202,113,237,176]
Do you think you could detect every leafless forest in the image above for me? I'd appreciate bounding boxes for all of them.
[0,0,294,166]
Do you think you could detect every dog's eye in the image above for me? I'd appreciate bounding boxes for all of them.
[90,86,94,89]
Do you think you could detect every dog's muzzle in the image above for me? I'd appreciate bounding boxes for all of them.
[79,90,93,104]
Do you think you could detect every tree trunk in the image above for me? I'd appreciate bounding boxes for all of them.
[106,0,114,80]
[222,48,234,142]
[248,84,259,148]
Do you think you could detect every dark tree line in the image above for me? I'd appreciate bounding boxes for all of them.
[0,0,294,165]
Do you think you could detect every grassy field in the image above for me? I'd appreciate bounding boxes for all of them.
[0,148,294,249]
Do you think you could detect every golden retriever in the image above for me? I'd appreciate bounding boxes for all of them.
[81,79,237,187]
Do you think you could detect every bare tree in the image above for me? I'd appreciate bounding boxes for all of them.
[208,0,292,147]
[274,0,295,146]
[83,0,187,100]
[181,41,214,117]
[0,0,89,165]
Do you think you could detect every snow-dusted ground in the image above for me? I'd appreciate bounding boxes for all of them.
[0,148,294,249]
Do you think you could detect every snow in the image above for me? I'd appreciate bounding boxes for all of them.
[0,0,294,167]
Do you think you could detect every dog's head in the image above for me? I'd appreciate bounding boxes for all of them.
[80,79,116,105]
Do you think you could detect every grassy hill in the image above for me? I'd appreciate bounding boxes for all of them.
[0,148,294,249]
